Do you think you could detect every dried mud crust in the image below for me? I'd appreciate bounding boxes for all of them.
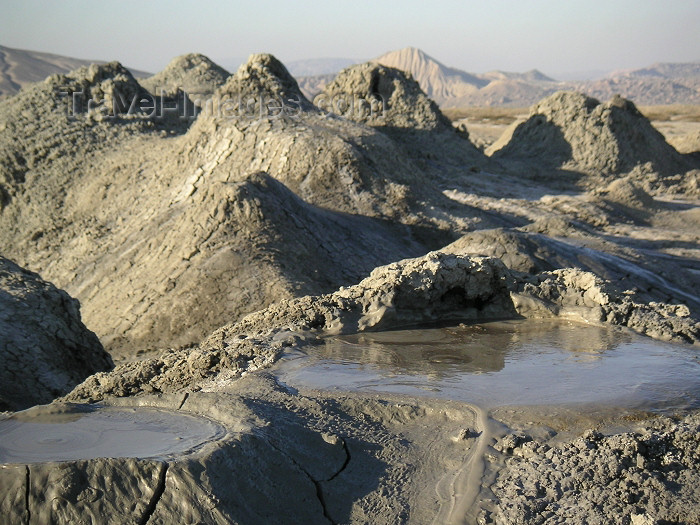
[64,252,698,404]
[1,384,491,525]
[483,413,700,525]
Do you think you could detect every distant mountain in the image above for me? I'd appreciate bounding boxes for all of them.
[286,57,357,77]
[609,61,700,80]
[372,47,563,107]
[373,47,489,105]
[566,61,700,106]
[372,47,700,107]
[481,69,555,83]
[296,73,336,101]
[4,44,699,107]
[0,45,149,98]
[571,77,700,106]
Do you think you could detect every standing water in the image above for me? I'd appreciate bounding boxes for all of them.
[273,319,700,411]
[0,404,225,464]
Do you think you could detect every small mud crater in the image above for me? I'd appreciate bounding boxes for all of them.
[0,404,225,464]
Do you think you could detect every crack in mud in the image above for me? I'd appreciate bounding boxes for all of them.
[325,439,351,482]
[138,462,168,525]
[24,465,30,525]
[266,440,335,524]
[313,478,336,525]
[176,392,189,410]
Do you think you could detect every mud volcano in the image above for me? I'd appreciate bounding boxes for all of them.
[0,404,224,464]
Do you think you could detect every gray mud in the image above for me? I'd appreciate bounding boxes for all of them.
[1,53,700,524]
[0,404,224,464]
[273,319,700,410]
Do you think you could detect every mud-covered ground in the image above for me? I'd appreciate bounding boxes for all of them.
[1,53,699,524]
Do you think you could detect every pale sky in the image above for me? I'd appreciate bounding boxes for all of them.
[1,0,698,79]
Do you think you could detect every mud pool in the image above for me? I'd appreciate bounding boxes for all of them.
[274,320,700,411]
[0,404,225,464]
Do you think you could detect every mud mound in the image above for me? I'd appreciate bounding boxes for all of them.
[0,61,168,208]
[446,228,563,274]
[0,257,112,411]
[180,53,440,220]
[514,268,699,343]
[0,62,184,330]
[446,226,700,315]
[2,54,480,358]
[490,91,691,176]
[602,177,657,208]
[487,414,700,524]
[140,53,229,98]
[320,62,452,131]
[71,171,420,355]
[319,62,486,166]
[217,52,314,110]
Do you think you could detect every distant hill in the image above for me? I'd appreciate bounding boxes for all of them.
[568,61,700,105]
[481,69,555,83]
[569,76,700,106]
[609,62,700,80]
[373,47,487,104]
[0,45,149,99]
[371,48,700,107]
[372,47,561,107]
[296,73,336,101]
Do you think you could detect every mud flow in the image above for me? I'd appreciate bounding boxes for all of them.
[0,404,224,464]
[274,319,700,411]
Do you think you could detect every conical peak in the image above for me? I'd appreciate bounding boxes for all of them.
[158,53,229,80]
[167,53,218,69]
[65,61,139,88]
[220,53,310,106]
[322,62,450,130]
[494,90,688,175]
[531,90,600,119]
[142,53,229,97]
[532,91,647,129]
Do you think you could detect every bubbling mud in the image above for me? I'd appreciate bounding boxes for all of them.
[0,404,225,464]
[274,319,700,411]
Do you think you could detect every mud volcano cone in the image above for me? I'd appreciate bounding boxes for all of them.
[321,62,453,131]
[490,91,691,175]
[140,53,230,98]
